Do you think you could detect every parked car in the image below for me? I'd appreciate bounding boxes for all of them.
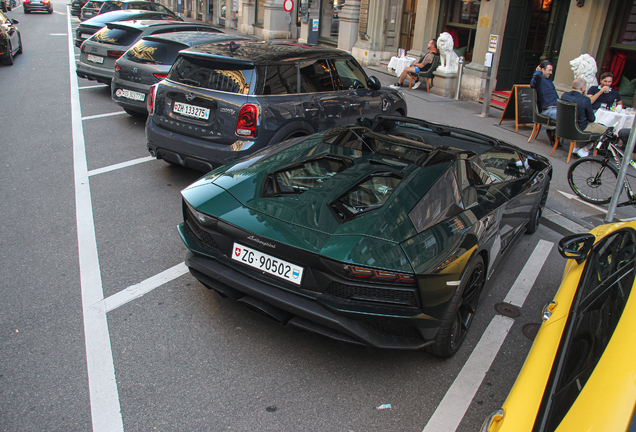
[481,221,636,432]
[177,115,552,357]
[74,9,182,47]
[98,0,177,17]
[145,40,407,172]
[23,0,52,14]
[0,11,21,65]
[76,20,220,86]
[71,0,88,16]
[112,32,247,116]
[80,0,107,20]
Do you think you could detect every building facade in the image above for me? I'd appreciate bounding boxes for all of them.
[167,0,636,104]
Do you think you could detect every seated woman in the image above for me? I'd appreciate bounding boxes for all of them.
[587,72,622,111]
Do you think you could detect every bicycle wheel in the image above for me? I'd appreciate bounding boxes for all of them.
[568,157,619,204]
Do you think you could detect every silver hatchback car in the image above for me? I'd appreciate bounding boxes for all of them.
[76,20,220,86]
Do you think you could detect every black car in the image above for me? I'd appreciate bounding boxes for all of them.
[0,11,21,65]
[112,32,246,116]
[145,40,407,172]
[76,20,219,85]
[74,9,182,47]
[23,0,52,13]
[71,0,87,16]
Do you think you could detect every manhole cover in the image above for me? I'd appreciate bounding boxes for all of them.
[522,323,541,341]
[494,302,521,318]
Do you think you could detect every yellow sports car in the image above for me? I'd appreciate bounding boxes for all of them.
[481,221,636,432]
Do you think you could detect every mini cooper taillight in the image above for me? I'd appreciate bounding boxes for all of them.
[147,83,157,114]
[235,104,258,137]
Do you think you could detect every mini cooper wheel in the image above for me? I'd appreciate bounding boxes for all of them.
[427,255,486,358]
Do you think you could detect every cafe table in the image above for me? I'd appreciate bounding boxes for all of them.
[387,56,417,77]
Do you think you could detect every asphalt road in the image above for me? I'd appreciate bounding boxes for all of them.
[0,3,629,431]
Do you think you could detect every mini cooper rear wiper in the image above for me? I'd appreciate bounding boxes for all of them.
[180,78,201,87]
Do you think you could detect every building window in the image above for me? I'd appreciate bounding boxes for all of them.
[255,0,264,26]
[439,0,481,61]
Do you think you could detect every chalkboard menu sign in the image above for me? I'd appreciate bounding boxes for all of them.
[498,85,534,131]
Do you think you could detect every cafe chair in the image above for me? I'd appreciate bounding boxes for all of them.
[551,100,602,163]
[409,55,440,92]
[528,89,556,143]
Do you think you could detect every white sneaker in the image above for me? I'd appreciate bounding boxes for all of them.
[576,148,589,158]
[389,84,401,89]
[412,80,422,90]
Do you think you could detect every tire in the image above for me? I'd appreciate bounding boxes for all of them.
[526,181,550,234]
[568,157,619,204]
[427,255,486,358]
[2,41,13,65]
[16,35,22,55]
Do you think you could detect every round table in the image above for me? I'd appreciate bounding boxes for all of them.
[387,56,416,78]
[594,108,636,131]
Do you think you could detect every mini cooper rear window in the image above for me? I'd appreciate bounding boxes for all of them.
[263,156,351,197]
[92,27,142,46]
[124,39,183,64]
[169,55,255,94]
[330,172,402,222]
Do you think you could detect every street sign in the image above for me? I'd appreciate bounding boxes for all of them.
[284,0,293,12]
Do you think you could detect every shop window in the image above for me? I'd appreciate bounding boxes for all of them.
[439,0,481,62]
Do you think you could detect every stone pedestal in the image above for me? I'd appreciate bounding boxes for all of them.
[430,68,458,98]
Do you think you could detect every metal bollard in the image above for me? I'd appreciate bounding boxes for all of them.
[455,56,464,100]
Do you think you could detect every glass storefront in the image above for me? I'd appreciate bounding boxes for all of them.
[439,0,481,61]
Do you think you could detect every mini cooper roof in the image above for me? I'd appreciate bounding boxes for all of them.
[178,40,353,63]
[141,31,237,47]
[104,19,215,30]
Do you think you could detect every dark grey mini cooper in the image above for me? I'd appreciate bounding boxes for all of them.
[145,40,407,172]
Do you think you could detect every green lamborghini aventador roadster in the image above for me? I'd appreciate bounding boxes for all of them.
[178,115,553,357]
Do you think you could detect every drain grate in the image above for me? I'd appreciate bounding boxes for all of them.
[522,323,541,341]
[494,302,521,317]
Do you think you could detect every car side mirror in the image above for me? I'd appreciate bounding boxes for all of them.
[558,233,596,263]
[11,19,19,24]
[367,76,381,91]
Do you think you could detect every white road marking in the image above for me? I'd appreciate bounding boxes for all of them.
[88,156,155,177]
[67,7,124,432]
[503,240,554,308]
[80,84,109,90]
[104,263,189,312]
[51,33,68,36]
[422,315,514,432]
[422,239,555,432]
[82,111,127,121]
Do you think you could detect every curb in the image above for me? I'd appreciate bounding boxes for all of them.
[541,208,590,237]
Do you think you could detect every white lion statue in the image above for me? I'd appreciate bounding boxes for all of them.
[570,54,598,91]
[437,32,459,73]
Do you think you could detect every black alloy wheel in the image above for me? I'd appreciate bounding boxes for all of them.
[428,255,486,358]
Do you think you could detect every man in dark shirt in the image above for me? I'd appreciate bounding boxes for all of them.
[587,72,622,111]
[530,60,559,143]
[561,78,607,157]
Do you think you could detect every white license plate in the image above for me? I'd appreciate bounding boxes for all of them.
[80,33,92,40]
[173,101,210,120]
[115,88,145,101]
[231,242,304,285]
[86,54,103,64]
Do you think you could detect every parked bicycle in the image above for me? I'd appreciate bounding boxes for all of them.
[567,126,636,206]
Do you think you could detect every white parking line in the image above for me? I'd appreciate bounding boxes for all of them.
[422,239,555,432]
[88,156,155,177]
[51,33,68,36]
[503,239,553,307]
[67,8,124,432]
[422,315,514,432]
[104,263,189,312]
[82,111,127,121]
